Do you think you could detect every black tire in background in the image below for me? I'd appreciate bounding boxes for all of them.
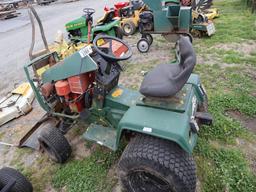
[38,127,71,164]
[118,134,196,192]
[143,33,153,45]
[0,167,33,192]
[114,27,124,40]
[122,21,136,36]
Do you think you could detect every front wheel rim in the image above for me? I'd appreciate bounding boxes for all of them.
[124,24,132,34]
[128,170,173,192]
[138,40,149,52]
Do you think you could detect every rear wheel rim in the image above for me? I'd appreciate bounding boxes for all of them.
[128,170,173,192]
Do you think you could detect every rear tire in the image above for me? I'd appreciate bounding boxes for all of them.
[38,127,71,163]
[118,134,196,192]
[122,21,136,36]
[0,167,33,192]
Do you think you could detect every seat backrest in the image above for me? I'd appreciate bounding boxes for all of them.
[98,9,115,24]
[139,36,196,98]
[175,36,196,84]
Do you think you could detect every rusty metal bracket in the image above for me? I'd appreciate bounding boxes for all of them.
[28,5,50,60]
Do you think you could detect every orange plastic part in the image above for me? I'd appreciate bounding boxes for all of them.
[55,80,71,96]
[68,74,89,94]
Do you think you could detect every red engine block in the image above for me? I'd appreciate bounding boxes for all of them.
[54,73,95,113]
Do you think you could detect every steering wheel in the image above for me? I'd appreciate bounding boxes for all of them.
[83,8,95,17]
[93,35,132,61]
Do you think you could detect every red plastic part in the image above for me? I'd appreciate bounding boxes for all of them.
[104,2,129,17]
[101,41,128,58]
[114,2,129,9]
[55,80,71,96]
[68,74,89,94]
[112,41,129,57]
[68,93,84,113]
[104,6,110,12]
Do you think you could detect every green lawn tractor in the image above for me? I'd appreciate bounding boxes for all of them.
[24,33,212,191]
[65,8,123,43]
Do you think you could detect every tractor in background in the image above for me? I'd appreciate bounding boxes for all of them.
[192,0,219,20]
[137,0,193,53]
[104,0,148,36]
[190,0,218,37]
[191,9,215,37]
[65,8,123,43]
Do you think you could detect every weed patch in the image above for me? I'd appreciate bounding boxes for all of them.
[52,147,121,192]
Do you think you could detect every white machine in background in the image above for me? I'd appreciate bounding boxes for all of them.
[0,82,35,126]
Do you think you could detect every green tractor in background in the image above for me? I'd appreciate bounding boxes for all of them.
[65,8,123,43]
[137,0,193,53]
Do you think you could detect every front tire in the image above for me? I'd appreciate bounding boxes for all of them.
[118,135,196,192]
[0,167,33,192]
[38,127,71,163]
[137,38,150,53]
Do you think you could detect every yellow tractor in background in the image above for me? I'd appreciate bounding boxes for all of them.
[120,4,147,36]
[190,0,219,37]
[103,0,147,36]
[204,8,219,20]
[192,0,219,20]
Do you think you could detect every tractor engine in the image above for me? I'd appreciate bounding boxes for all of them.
[139,11,154,32]
[68,29,82,39]
[53,72,95,113]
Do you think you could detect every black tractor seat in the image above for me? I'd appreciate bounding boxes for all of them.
[98,9,115,25]
[139,36,196,97]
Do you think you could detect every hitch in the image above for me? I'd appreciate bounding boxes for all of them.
[195,112,213,126]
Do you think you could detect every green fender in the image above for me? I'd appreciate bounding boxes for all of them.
[117,105,198,154]
[115,74,204,154]
[92,19,120,34]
